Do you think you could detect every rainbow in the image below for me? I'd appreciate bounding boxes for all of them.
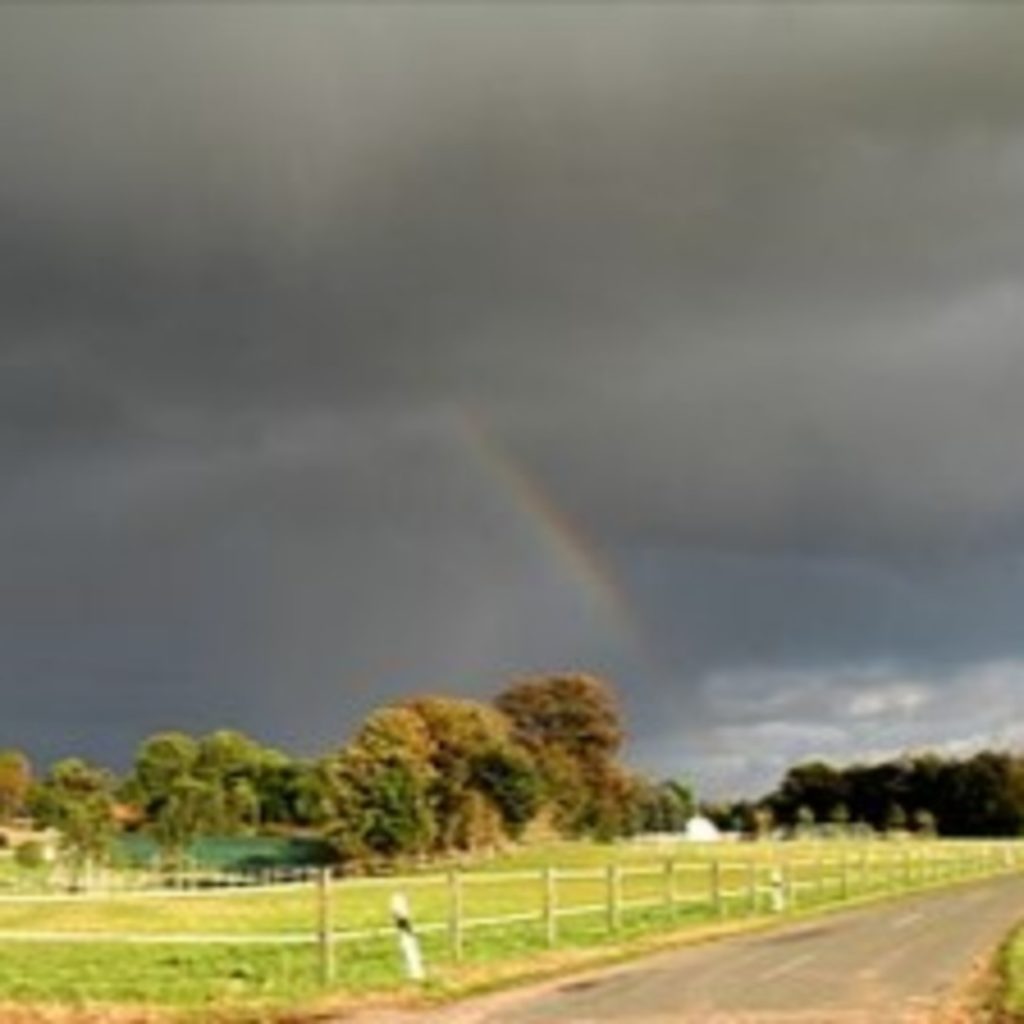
[453,407,641,648]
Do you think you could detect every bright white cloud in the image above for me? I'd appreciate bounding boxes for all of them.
[655,659,1024,797]
[847,683,931,718]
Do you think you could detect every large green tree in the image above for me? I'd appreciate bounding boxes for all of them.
[131,731,200,800]
[30,759,116,888]
[769,760,848,827]
[323,707,437,864]
[762,751,1024,837]
[496,673,624,763]
[129,737,328,835]
[255,755,329,828]
[471,742,542,840]
[495,673,627,837]
[633,778,694,834]
[0,749,32,822]
[194,730,270,832]
[124,729,298,863]
[400,696,541,851]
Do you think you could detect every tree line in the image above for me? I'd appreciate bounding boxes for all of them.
[7,676,1023,875]
[707,751,1024,838]
[4,674,693,871]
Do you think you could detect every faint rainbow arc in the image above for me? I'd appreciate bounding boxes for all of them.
[454,408,641,647]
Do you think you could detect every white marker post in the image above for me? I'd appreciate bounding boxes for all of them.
[391,891,426,982]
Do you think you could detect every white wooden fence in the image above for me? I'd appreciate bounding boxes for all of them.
[0,841,1019,989]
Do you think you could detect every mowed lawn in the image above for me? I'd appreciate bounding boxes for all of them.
[0,839,1014,1013]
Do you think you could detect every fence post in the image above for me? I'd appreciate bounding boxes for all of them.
[783,859,794,912]
[815,856,824,903]
[710,859,722,917]
[447,869,464,963]
[747,860,758,916]
[316,866,335,987]
[769,865,785,913]
[606,864,621,934]
[663,859,676,920]
[543,866,557,948]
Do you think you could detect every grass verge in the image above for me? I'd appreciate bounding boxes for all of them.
[990,924,1024,1023]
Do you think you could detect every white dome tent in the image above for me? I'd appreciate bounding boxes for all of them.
[683,814,721,842]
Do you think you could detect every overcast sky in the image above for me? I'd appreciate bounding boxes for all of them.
[3,5,1024,796]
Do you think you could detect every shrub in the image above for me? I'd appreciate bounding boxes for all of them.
[14,840,46,870]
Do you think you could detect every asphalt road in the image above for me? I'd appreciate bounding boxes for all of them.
[374,874,1024,1024]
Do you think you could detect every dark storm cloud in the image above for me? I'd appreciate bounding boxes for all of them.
[3,5,1024,788]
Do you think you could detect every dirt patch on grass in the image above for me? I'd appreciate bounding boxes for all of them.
[0,1003,296,1024]
[0,1007,169,1024]
[928,943,1013,1024]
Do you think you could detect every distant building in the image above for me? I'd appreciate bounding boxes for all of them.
[684,815,721,842]
[0,824,60,862]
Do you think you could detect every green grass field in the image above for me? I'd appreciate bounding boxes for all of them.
[0,838,1017,1017]
[1001,926,1024,1020]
